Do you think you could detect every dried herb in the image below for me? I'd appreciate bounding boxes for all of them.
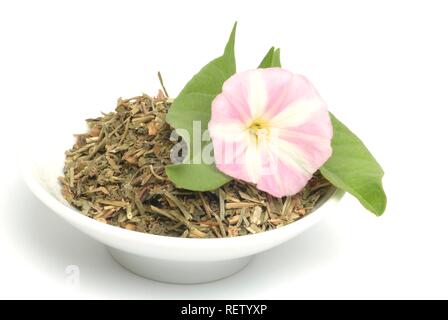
[60,90,332,238]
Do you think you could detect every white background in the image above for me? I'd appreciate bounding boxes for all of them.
[1,0,447,299]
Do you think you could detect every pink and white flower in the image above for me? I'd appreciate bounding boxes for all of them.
[208,68,333,197]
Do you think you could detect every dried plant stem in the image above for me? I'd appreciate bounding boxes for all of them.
[157,71,169,98]
[60,91,332,238]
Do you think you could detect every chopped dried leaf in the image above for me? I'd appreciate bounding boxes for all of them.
[60,91,333,238]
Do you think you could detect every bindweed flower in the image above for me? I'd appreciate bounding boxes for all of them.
[209,68,333,197]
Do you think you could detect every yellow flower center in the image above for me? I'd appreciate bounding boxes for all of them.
[248,119,270,143]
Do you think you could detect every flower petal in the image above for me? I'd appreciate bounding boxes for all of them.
[209,121,246,142]
[253,116,333,196]
[220,71,253,123]
[256,150,313,197]
[221,69,272,122]
[210,91,247,126]
[259,68,294,116]
[213,135,257,183]
[247,70,268,119]
[263,72,322,120]
[269,97,325,128]
[272,108,333,169]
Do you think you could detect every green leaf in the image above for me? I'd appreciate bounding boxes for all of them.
[321,113,387,215]
[165,23,237,190]
[166,164,232,192]
[258,47,281,68]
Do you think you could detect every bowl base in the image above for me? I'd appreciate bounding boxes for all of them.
[107,246,252,284]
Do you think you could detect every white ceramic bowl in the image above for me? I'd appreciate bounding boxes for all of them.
[21,120,343,284]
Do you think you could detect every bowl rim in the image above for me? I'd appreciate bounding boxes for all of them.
[22,156,344,247]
